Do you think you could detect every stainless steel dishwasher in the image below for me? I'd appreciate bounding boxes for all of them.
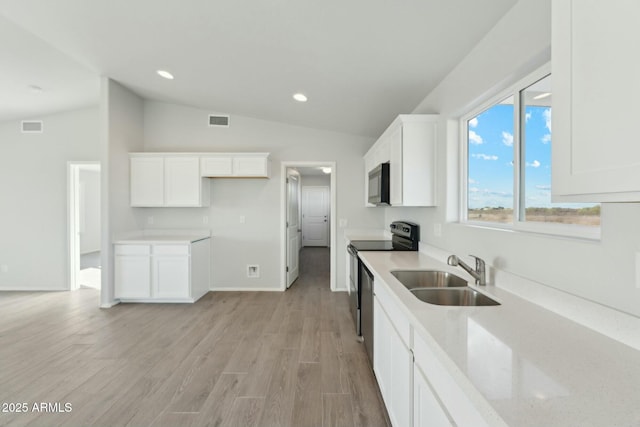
[360,262,375,366]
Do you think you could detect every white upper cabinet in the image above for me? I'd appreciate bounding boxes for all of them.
[552,0,640,202]
[164,157,205,207]
[200,156,233,176]
[365,114,438,207]
[201,153,270,178]
[130,154,210,207]
[130,157,165,207]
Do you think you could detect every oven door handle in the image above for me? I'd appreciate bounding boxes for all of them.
[347,245,358,256]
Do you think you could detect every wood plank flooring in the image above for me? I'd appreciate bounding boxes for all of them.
[0,247,390,427]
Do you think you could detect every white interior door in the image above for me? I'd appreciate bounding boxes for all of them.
[286,171,301,288]
[302,186,329,247]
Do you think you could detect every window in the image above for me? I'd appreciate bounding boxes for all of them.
[463,69,600,235]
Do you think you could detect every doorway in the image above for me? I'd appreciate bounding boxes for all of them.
[281,162,337,291]
[68,162,101,290]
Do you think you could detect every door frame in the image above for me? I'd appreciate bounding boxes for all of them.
[280,161,337,291]
[67,161,101,291]
[286,168,301,288]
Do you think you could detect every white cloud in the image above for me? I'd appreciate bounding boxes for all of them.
[527,160,541,168]
[525,112,532,122]
[472,153,498,161]
[468,130,483,145]
[469,117,478,128]
[469,178,478,184]
[469,187,480,193]
[535,184,551,190]
[543,108,552,131]
[542,134,551,144]
[502,131,514,147]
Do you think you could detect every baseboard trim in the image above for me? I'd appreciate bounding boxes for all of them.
[0,287,67,292]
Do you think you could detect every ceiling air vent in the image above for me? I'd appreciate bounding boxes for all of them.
[21,120,43,133]
[209,115,229,127]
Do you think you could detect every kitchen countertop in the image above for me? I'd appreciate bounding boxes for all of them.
[114,229,211,245]
[358,250,640,427]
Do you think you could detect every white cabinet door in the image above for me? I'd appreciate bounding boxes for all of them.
[152,247,190,299]
[389,124,403,206]
[115,255,151,298]
[413,366,453,427]
[164,157,202,206]
[552,0,640,202]
[201,156,233,177]
[233,156,269,177]
[130,157,164,207]
[373,294,412,427]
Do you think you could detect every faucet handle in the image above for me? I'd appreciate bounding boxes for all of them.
[469,255,485,266]
[469,255,486,285]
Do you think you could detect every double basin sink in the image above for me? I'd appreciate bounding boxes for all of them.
[390,270,499,306]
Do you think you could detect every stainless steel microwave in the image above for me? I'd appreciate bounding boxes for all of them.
[368,163,390,205]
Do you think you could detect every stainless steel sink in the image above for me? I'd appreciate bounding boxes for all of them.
[390,270,468,290]
[410,288,500,306]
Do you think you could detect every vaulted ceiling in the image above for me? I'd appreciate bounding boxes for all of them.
[0,0,517,137]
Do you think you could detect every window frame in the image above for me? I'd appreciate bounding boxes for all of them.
[460,64,601,240]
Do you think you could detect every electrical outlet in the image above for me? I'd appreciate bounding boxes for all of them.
[0,265,7,273]
[147,216,154,225]
[339,218,348,228]
[433,223,442,237]
[203,216,209,225]
[240,215,246,224]
[247,264,260,278]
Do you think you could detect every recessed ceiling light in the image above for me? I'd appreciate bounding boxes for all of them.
[321,167,331,174]
[157,70,174,80]
[293,93,308,102]
[533,92,551,100]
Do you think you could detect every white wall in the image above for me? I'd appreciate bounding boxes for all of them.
[79,168,101,254]
[301,174,331,187]
[0,107,99,290]
[101,78,144,306]
[140,101,381,291]
[386,0,640,317]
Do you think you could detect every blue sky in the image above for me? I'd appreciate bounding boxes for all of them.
[467,102,553,209]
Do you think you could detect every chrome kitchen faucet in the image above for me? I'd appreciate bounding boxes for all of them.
[447,254,486,286]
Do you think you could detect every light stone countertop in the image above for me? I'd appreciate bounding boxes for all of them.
[358,250,640,427]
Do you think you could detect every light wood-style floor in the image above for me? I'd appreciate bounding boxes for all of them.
[0,247,390,427]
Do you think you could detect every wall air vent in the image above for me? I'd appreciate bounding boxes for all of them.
[209,115,230,127]
[21,120,43,133]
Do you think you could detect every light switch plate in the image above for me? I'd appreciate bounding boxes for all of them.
[339,219,348,228]
[433,223,442,237]
[0,265,7,273]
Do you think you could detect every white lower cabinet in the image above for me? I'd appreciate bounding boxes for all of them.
[373,279,491,427]
[373,292,412,427]
[413,365,453,427]
[114,239,210,303]
[114,245,151,298]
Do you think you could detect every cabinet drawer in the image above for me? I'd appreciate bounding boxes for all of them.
[115,244,150,256]
[374,279,411,347]
[152,245,190,256]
